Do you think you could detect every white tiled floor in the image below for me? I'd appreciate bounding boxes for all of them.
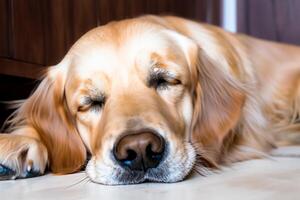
[1,147,300,200]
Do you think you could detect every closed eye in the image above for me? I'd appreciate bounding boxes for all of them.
[148,68,181,90]
[78,95,106,112]
[156,77,169,89]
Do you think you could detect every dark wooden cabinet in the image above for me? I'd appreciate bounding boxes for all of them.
[0,0,220,79]
[238,0,300,45]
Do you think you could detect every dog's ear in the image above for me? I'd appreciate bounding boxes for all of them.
[163,27,245,162]
[191,49,245,161]
[163,27,246,163]
[18,65,86,174]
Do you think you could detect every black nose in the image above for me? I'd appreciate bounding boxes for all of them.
[113,131,165,171]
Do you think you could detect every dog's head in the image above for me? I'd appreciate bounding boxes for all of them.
[19,16,245,185]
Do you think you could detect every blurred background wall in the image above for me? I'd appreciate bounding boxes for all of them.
[0,0,300,126]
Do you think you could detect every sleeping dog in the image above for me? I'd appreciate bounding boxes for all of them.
[1,15,300,185]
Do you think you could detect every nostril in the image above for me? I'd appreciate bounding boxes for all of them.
[125,149,137,161]
[144,143,164,170]
[146,144,163,161]
[120,149,137,167]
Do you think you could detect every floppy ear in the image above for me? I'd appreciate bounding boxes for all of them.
[191,49,246,161]
[164,27,245,162]
[18,66,86,174]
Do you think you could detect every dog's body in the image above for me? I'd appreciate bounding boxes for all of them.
[1,16,300,184]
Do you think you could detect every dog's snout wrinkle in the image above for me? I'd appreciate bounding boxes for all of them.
[126,118,144,130]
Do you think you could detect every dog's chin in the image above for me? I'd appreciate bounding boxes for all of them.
[86,142,196,185]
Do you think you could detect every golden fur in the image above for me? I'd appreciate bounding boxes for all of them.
[1,15,300,184]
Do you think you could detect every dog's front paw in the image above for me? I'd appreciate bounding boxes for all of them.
[0,163,16,180]
[0,134,48,180]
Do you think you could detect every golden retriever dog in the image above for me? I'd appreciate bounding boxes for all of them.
[1,15,300,185]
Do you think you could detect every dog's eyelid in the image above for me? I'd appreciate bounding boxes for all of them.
[148,68,181,90]
[78,94,105,112]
